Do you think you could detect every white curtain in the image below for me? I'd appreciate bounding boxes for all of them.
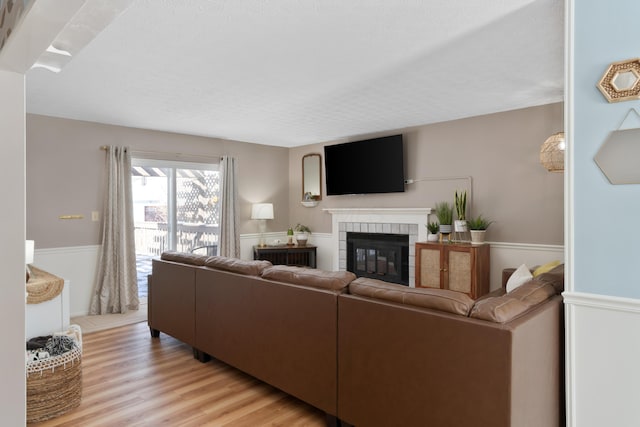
[89,146,139,314]
[219,156,240,258]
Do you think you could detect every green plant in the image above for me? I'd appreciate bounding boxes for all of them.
[434,202,453,225]
[294,223,311,233]
[467,214,494,230]
[426,221,439,234]
[454,190,467,220]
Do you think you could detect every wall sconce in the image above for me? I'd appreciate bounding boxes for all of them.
[251,203,274,247]
[540,132,565,172]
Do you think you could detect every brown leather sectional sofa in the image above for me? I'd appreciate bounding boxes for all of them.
[149,252,565,427]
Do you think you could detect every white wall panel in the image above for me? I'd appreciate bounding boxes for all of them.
[35,246,99,317]
[564,293,640,427]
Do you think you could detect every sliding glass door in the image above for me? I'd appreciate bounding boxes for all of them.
[131,158,220,297]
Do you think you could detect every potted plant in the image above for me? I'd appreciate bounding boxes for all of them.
[434,202,453,241]
[426,221,439,242]
[294,223,311,246]
[454,190,468,232]
[467,214,494,244]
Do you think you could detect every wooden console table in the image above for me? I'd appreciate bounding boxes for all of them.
[253,245,317,268]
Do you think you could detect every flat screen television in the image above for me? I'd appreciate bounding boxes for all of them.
[324,134,405,195]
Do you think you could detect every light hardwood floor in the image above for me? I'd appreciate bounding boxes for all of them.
[30,321,326,426]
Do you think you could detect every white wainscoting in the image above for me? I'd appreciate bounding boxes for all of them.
[34,245,100,318]
[26,280,70,338]
[35,239,563,317]
[487,241,564,290]
[563,292,640,427]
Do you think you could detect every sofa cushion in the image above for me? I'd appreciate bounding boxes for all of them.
[505,263,533,292]
[160,251,208,266]
[533,260,562,277]
[507,280,556,305]
[469,296,530,323]
[533,263,565,293]
[470,278,557,323]
[261,265,355,291]
[348,277,475,316]
[204,256,272,276]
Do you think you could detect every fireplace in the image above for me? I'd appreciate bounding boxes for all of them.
[347,232,409,285]
[325,208,432,287]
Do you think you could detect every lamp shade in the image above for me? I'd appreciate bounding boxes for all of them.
[540,132,565,172]
[251,203,274,220]
[25,240,34,265]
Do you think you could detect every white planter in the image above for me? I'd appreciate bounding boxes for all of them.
[295,233,309,246]
[454,220,468,232]
[427,233,439,242]
[470,230,486,244]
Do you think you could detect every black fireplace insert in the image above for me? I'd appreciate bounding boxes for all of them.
[346,232,409,286]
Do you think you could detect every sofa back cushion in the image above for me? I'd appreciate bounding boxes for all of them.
[469,279,557,323]
[261,265,355,291]
[160,251,208,266]
[348,277,475,316]
[204,256,272,276]
[469,296,530,323]
[508,280,556,305]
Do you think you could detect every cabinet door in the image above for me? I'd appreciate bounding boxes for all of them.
[417,245,442,288]
[446,248,472,294]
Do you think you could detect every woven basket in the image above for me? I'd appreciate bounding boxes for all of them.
[26,347,82,423]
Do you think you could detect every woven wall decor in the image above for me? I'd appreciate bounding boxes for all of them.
[598,58,640,103]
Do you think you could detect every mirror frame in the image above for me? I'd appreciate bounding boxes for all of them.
[302,153,322,201]
[597,58,640,103]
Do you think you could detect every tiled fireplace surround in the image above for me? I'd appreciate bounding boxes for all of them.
[325,208,432,287]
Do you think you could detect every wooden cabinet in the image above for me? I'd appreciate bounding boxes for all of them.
[253,245,317,268]
[415,242,490,299]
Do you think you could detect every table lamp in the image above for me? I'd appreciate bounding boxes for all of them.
[251,203,274,247]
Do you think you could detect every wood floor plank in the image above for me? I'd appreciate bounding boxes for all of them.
[29,322,325,426]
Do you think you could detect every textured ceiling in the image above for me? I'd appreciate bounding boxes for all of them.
[25,0,564,147]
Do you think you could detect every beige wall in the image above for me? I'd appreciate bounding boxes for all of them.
[28,102,563,249]
[27,114,290,248]
[289,102,564,245]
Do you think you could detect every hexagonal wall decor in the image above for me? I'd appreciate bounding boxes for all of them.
[598,58,640,103]
[594,128,640,184]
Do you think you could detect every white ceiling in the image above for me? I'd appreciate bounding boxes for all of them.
[25,0,564,147]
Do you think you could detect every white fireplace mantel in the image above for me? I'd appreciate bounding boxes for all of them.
[323,207,432,286]
[323,208,432,234]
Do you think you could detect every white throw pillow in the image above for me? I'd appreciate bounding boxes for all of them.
[506,263,533,293]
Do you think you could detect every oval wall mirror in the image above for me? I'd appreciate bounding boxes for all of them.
[302,153,322,201]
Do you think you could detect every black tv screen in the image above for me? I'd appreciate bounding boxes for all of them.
[324,134,405,195]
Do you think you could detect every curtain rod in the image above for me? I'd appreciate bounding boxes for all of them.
[99,146,223,161]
